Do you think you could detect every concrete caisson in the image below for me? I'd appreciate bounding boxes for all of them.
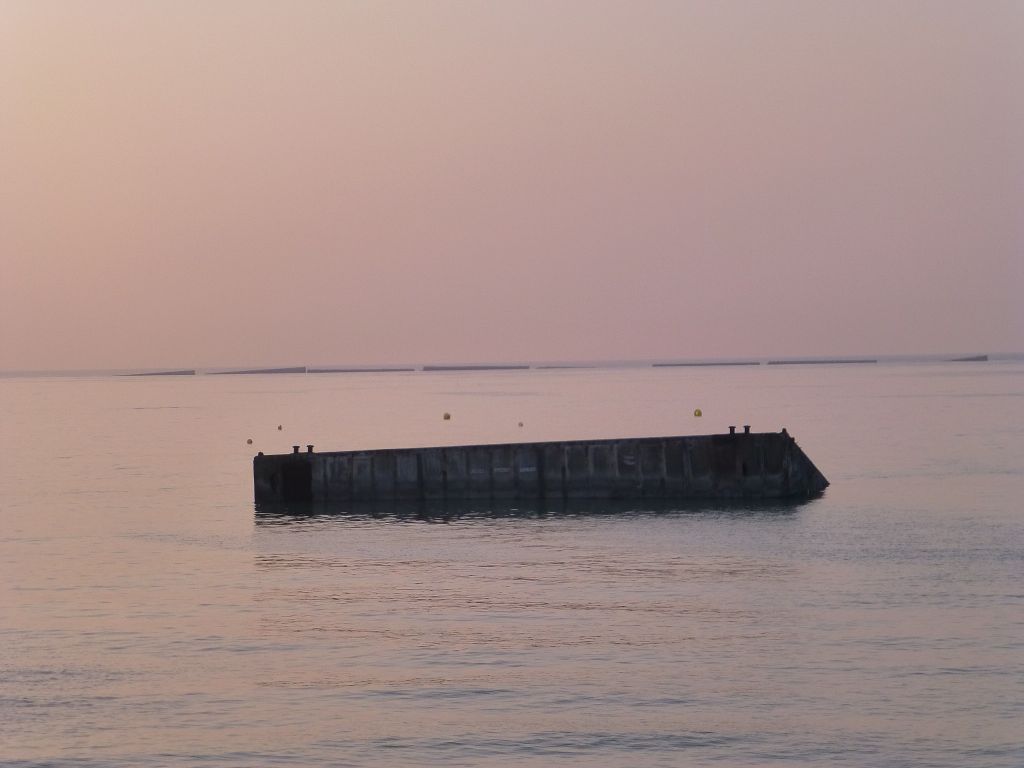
[253,430,828,504]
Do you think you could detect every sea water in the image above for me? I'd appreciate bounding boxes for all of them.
[1,362,1021,766]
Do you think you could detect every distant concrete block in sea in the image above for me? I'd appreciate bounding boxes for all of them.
[125,369,196,376]
[253,429,829,504]
[422,364,531,371]
[652,361,760,367]
[212,366,307,375]
[308,367,417,374]
[766,359,877,365]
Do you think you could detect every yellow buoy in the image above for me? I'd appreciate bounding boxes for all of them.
[694,408,702,417]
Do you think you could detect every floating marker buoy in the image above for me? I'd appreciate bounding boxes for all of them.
[247,438,253,445]
[443,412,451,421]
[277,425,283,430]
[518,422,523,427]
[694,408,702,417]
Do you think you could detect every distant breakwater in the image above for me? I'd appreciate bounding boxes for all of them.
[115,355,991,377]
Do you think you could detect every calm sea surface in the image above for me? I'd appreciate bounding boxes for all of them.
[2,363,1022,767]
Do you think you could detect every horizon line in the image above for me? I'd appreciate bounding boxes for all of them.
[1,351,1014,378]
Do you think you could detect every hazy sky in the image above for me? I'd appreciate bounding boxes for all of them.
[2,1,1021,369]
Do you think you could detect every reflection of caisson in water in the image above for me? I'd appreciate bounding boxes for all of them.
[253,428,828,504]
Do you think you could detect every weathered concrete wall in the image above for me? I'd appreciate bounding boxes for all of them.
[253,430,828,504]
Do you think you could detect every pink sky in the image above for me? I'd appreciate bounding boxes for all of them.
[2,1,1021,370]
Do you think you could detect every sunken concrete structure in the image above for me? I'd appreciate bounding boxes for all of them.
[253,429,828,504]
